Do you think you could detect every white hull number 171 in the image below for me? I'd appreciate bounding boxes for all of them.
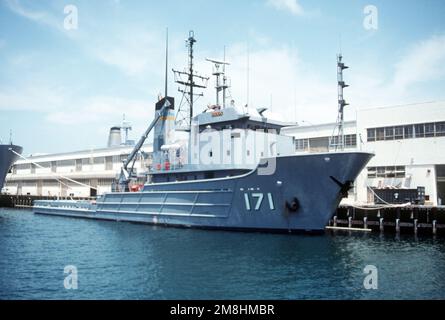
[244,193,275,211]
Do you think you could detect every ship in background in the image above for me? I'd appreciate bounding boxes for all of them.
[0,141,23,193]
[33,31,373,233]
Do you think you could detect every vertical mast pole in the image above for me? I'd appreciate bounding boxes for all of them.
[337,54,349,150]
[165,28,169,98]
[188,31,196,121]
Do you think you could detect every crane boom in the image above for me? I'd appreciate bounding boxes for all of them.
[117,99,171,191]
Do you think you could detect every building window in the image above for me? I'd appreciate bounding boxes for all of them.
[345,134,357,147]
[367,128,376,142]
[369,121,445,142]
[385,166,396,178]
[404,125,414,139]
[377,167,385,177]
[395,166,405,178]
[384,127,394,140]
[93,157,105,165]
[425,123,435,137]
[415,124,425,138]
[75,159,82,172]
[105,156,113,170]
[436,122,445,136]
[367,166,405,178]
[330,136,339,146]
[367,167,376,178]
[295,139,309,151]
[376,128,385,141]
[394,126,404,140]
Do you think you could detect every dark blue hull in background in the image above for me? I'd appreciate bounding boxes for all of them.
[0,144,22,191]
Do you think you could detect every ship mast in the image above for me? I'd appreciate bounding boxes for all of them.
[331,54,349,150]
[206,57,230,108]
[173,31,209,130]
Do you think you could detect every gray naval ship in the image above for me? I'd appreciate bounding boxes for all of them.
[34,32,373,233]
[0,143,23,192]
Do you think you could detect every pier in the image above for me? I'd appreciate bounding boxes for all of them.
[0,194,94,208]
[330,204,445,235]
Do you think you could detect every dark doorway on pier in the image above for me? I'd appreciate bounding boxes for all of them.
[436,165,445,206]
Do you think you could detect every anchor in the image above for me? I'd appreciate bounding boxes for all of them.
[330,176,353,198]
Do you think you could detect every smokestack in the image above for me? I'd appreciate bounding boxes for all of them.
[152,97,175,169]
[108,127,122,147]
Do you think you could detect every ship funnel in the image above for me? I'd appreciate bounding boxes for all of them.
[108,126,122,147]
[153,96,175,170]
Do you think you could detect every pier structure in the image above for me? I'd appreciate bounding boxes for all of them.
[330,204,445,235]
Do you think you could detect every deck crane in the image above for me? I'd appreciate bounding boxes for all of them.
[115,99,171,192]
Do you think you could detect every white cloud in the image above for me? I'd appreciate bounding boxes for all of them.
[0,85,67,112]
[5,0,62,31]
[266,0,304,16]
[393,34,445,92]
[45,96,153,126]
[90,31,165,77]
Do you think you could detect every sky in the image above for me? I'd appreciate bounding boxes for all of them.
[0,0,445,155]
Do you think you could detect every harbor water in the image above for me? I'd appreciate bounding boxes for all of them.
[1,208,444,300]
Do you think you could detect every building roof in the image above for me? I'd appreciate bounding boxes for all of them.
[15,144,153,165]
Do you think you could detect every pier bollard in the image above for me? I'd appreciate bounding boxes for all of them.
[379,218,384,232]
[348,216,352,228]
[414,219,418,234]
[363,217,368,229]
[433,220,437,235]
[333,216,337,227]
[396,219,400,233]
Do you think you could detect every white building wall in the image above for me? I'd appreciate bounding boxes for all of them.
[4,145,152,197]
[355,102,445,205]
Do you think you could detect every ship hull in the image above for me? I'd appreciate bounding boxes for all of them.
[0,144,23,192]
[34,152,373,233]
